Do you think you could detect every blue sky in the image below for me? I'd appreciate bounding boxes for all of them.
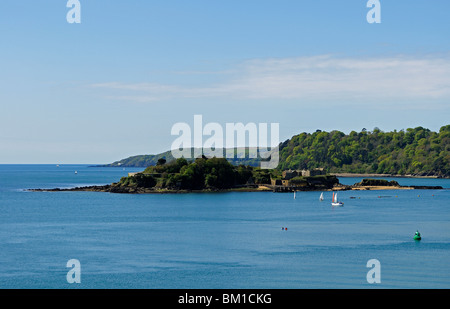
[1,0,449,163]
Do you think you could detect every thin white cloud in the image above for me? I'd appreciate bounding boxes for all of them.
[91,54,450,105]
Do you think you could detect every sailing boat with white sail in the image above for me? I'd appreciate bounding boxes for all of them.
[331,192,344,207]
[319,192,324,201]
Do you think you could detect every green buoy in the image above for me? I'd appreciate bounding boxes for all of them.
[413,230,421,241]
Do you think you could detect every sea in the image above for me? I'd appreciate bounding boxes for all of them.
[0,164,449,289]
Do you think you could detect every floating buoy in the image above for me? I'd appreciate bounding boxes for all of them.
[413,230,421,241]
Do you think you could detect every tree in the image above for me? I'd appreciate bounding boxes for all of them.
[277,125,449,177]
[156,158,167,166]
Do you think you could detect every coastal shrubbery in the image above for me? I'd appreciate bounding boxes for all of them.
[289,176,308,187]
[118,157,278,191]
[356,179,400,187]
[289,175,339,188]
[118,174,156,188]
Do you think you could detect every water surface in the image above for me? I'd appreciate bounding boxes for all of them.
[0,165,449,288]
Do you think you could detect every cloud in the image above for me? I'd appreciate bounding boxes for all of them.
[91,54,450,105]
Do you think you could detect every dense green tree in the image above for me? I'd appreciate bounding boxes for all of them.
[278,125,449,177]
[111,125,449,178]
[156,158,167,166]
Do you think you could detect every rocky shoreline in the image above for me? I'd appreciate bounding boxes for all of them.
[29,185,274,194]
[28,179,444,194]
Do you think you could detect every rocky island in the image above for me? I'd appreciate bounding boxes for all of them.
[29,157,444,194]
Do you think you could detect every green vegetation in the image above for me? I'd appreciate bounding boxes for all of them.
[305,175,339,187]
[104,150,175,168]
[355,179,400,187]
[116,157,277,191]
[278,125,450,177]
[281,175,338,188]
[114,156,338,192]
[103,125,449,178]
[118,173,157,188]
[102,149,261,168]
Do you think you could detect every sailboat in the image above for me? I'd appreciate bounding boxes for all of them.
[294,191,296,199]
[319,192,324,201]
[331,192,344,207]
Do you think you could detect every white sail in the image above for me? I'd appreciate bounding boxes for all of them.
[319,192,324,201]
[331,191,344,206]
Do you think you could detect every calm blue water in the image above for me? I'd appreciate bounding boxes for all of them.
[0,165,449,289]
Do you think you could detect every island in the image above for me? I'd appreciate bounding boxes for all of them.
[30,156,444,194]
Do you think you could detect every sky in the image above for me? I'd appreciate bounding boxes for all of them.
[0,0,449,164]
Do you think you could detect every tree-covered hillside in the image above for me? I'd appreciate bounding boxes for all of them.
[278,125,450,177]
[101,148,260,168]
[102,125,449,178]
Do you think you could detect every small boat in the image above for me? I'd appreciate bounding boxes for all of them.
[414,230,421,241]
[319,192,324,201]
[331,192,344,207]
[294,191,296,199]
[74,171,78,174]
